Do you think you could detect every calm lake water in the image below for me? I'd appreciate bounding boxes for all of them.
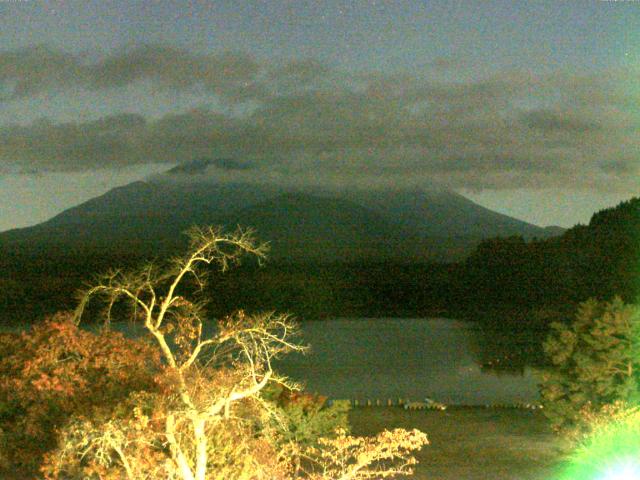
[273,318,540,406]
[3,317,540,406]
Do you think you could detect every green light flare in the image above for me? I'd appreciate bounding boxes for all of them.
[599,460,640,480]
[557,410,640,480]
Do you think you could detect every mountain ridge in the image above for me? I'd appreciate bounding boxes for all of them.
[0,166,565,262]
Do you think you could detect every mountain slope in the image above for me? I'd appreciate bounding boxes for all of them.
[0,169,564,261]
[0,181,279,248]
[337,188,557,239]
[216,192,425,261]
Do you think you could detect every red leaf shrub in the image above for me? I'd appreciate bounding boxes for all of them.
[0,312,162,477]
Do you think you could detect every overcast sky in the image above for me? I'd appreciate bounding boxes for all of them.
[0,0,638,231]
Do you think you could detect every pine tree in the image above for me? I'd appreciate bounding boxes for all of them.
[538,297,640,433]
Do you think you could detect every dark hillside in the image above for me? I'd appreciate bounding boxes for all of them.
[462,197,640,310]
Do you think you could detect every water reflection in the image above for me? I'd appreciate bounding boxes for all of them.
[4,317,544,405]
[273,318,541,405]
[467,322,547,376]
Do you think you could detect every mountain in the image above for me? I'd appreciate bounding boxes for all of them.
[0,164,564,262]
[338,187,551,238]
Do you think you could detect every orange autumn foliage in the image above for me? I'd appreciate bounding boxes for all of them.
[0,312,162,478]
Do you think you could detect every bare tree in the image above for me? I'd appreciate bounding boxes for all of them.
[73,226,305,480]
[58,226,427,480]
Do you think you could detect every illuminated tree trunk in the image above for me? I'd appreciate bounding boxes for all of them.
[193,417,207,480]
[166,414,196,480]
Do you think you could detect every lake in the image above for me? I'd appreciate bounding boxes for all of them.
[2,317,541,406]
[274,318,541,406]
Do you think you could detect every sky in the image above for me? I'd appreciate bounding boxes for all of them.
[0,0,638,231]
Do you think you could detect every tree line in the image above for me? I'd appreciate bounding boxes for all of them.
[1,197,638,328]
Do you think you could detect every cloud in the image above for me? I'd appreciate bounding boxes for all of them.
[167,157,253,175]
[0,45,87,100]
[0,113,149,172]
[0,44,263,103]
[520,109,602,133]
[0,44,638,193]
[599,159,637,176]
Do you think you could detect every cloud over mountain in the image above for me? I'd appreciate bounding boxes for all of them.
[0,44,638,192]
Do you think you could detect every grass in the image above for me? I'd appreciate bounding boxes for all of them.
[348,406,570,480]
